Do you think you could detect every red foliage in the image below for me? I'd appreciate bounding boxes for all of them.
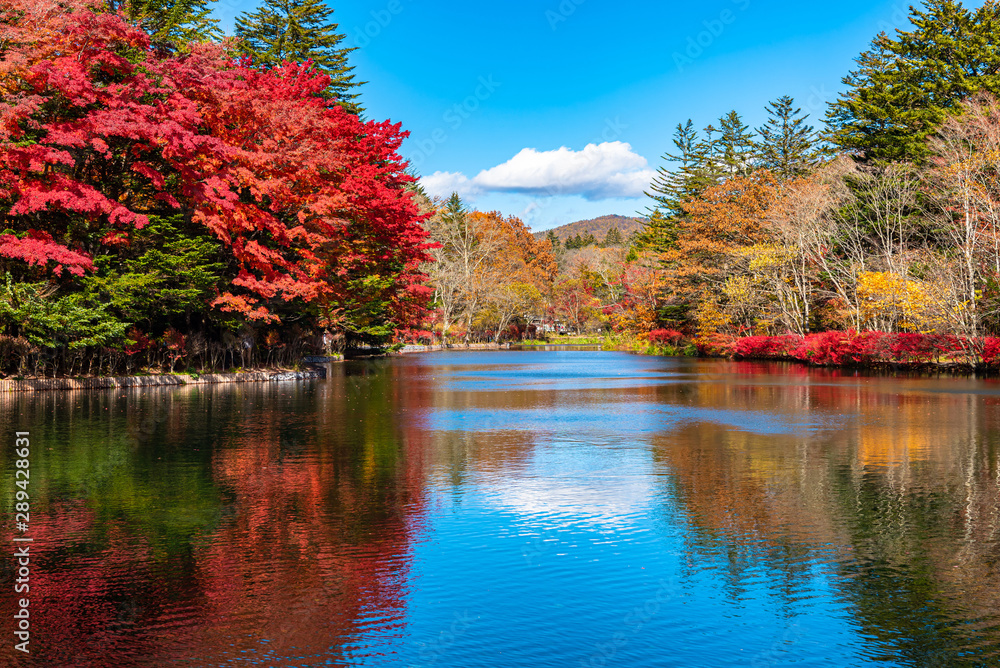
[395,328,434,344]
[0,230,93,276]
[733,334,800,359]
[982,338,1000,365]
[647,329,684,345]
[124,328,151,356]
[0,1,431,327]
[888,332,940,362]
[725,330,988,367]
[696,333,736,357]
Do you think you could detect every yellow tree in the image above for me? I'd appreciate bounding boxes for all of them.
[472,211,556,342]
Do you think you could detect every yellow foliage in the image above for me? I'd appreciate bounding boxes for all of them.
[738,243,796,273]
[856,271,943,332]
[610,304,656,334]
[723,275,758,305]
[693,299,731,338]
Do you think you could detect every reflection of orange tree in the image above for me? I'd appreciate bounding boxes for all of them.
[649,372,1000,660]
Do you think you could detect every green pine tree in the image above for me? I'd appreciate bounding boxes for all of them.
[645,120,706,218]
[717,110,755,177]
[235,0,364,114]
[634,210,677,255]
[602,226,623,247]
[111,0,221,46]
[545,229,561,250]
[826,0,1000,162]
[641,119,726,254]
[756,95,821,179]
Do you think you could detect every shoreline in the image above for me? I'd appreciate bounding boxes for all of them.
[0,367,329,393]
[7,337,992,391]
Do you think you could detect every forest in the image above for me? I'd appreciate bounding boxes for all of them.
[0,0,431,376]
[421,0,1000,368]
[5,0,1000,375]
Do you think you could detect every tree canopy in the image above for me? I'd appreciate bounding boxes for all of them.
[235,0,363,113]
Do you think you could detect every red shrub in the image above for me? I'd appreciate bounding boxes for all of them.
[983,338,1000,365]
[696,333,736,357]
[733,335,801,359]
[647,329,684,345]
[843,330,888,364]
[887,333,939,362]
[789,331,850,365]
[712,330,996,367]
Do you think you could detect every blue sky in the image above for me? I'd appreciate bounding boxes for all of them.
[214,0,937,231]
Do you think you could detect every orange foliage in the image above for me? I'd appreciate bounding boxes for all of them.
[662,170,780,305]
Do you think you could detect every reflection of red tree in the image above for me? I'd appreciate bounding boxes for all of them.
[5,501,168,667]
[180,394,429,663]
[1,381,431,666]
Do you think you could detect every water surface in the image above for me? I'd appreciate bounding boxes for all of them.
[2,351,999,666]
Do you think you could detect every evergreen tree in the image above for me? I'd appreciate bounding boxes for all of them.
[826,0,1000,162]
[645,120,701,218]
[110,0,220,45]
[641,119,726,254]
[603,226,623,247]
[718,110,755,177]
[235,0,363,114]
[634,210,677,255]
[756,95,820,179]
[441,193,468,232]
[692,123,725,190]
[545,229,560,250]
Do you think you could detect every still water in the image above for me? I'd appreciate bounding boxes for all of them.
[2,350,1000,666]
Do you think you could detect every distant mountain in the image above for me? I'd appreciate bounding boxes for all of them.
[534,214,646,243]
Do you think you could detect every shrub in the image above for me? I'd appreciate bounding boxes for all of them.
[647,329,684,345]
[733,334,801,359]
[790,331,850,365]
[982,337,1000,365]
[696,333,736,357]
[887,332,939,362]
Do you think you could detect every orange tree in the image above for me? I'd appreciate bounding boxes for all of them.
[659,170,780,334]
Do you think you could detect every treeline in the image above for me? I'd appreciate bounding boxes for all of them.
[418,0,1000,365]
[417,192,635,342]
[636,0,1000,361]
[0,0,429,377]
[546,227,626,250]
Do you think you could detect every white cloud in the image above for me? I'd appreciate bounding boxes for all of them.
[419,142,655,202]
[475,141,654,199]
[420,171,481,199]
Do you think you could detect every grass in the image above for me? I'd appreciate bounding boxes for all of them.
[518,335,606,346]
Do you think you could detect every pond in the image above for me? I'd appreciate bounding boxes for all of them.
[2,350,999,666]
